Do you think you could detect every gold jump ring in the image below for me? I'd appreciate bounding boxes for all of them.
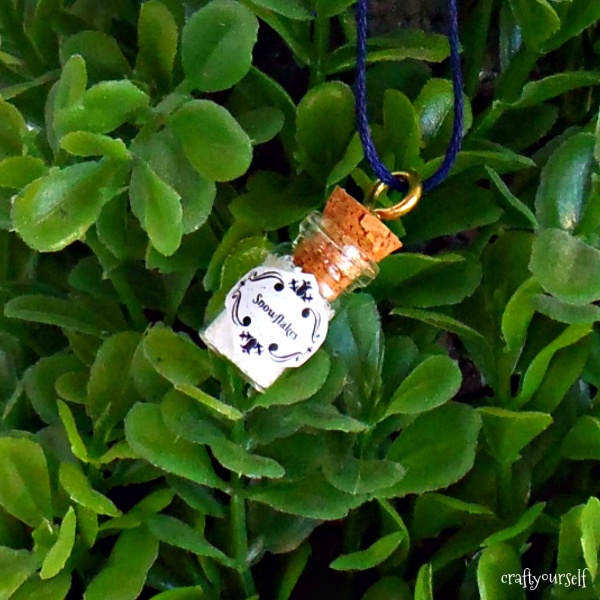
[367,170,423,221]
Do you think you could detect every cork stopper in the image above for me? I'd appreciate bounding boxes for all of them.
[293,187,402,301]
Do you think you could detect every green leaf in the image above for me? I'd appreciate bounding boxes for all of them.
[296,81,355,182]
[386,403,481,497]
[40,506,76,579]
[176,384,243,421]
[213,439,285,480]
[101,489,174,532]
[291,402,367,433]
[0,547,41,598]
[236,107,285,145]
[171,100,252,181]
[535,133,595,232]
[238,1,310,64]
[388,255,482,309]
[230,67,297,157]
[12,160,124,252]
[529,336,592,413]
[323,31,450,75]
[370,253,464,298]
[514,323,592,408]
[204,234,272,320]
[167,476,226,518]
[230,172,321,231]
[533,294,600,324]
[149,589,206,600]
[54,55,87,115]
[485,167,537,228]
[0,437,53,527]
[557,505,586,578]
[414,563,433,600]
[326,134,364,187]
[23,354,83,424]
[5,294,118,337]
[253,350,330,408]
[478,407,552,464]
[130,160,183,256]
[182,0,258,92]
[204,222,259,291]
[385,355,462,417]
[382,89,421,170]
[421,148,533,180]
[323,456,405,496]
[136,0,178,89]
[401,182,503,245]
[477,543,525,600]
[147,515,231,563]
[325,294,383,408]
[84,527,159,600]
[483,503,545,546]
[415,79,463,150]
[276,542,311,600]
[56,81,149,136]
[488,105,558,154]
[542,0,600,53]
[0,157,47,188]
[10,571,71,600]
[59,462,121,516]
[60,132,130,161]
[580,497,600,579]
[0,100,26,159]
[390,307,494,384]
[562,416,600,460]
[95,194,146,260]
[511,72,600,109]
[60,31,131,81]
[162,390,283,479]
[530,229,600,305]
[86,332,141,425]
[249,474,361,520]
[556,505,585,573]
[248,0,312,19]
[125,403,224,489]
[581,174,600,238]
[143,326,212,388]
[361,577,410,600]
[501,278,542,360]
[508,0,560,49]
[330,532,404,571]
[412,494,494,540]
[132,127,216,235]
[57,400,88,462]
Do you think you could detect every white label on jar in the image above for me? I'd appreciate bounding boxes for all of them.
[201,266,330,390]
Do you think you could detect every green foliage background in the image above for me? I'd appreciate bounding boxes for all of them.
[0,0,599,598]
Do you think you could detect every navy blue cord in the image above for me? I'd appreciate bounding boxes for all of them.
[355,0,464,194]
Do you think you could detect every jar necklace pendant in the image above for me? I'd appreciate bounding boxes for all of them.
[201,0,463,391]
[201,174,423,391]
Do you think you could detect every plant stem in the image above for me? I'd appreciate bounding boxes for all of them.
[231,421,256,597]
[310,11,331,86]
[497,460,514,520]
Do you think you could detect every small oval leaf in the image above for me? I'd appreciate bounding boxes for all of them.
[171,100,252,181]
[182,0,258,92]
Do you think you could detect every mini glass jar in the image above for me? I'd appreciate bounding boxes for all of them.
[200,187,402,391]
